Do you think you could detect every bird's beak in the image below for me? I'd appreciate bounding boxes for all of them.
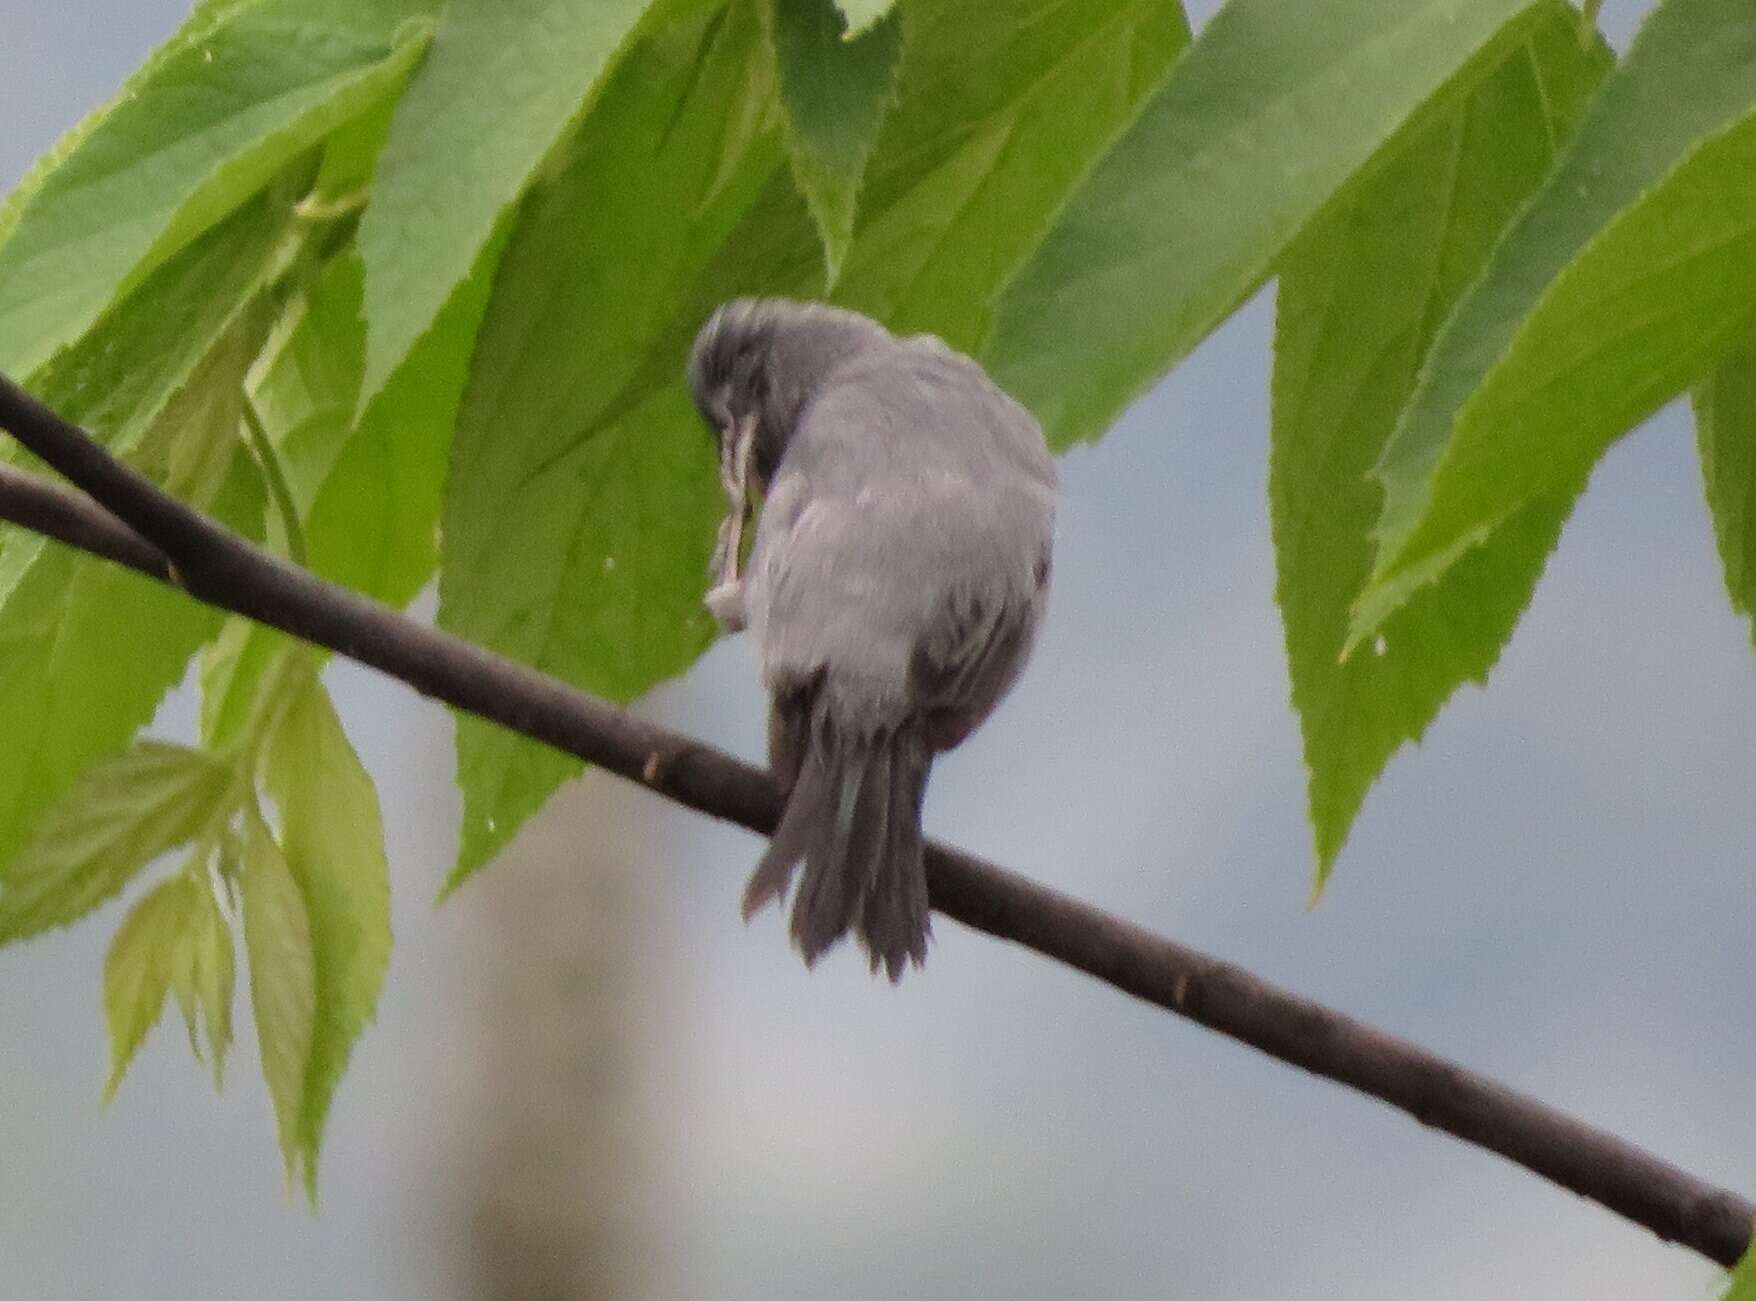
[711,413,757,589]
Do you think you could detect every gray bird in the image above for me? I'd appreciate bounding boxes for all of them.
[688,298,1057,979]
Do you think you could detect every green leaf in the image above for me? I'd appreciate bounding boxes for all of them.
[1694,343,1756,647]
[0,744,233,943]
[1272,10,1607,888]
[169,864,237,1090]
[199,620,297,751]
[0,0,434,380]
[355,0,655,407]
[769,0,903,286]
[985,0,1549,448]
[832,0,1189,351]
[0,0,255,258]
[239,804,316,1185]
[263,672,391,1196]
[103,874,203,1100]
[439,0,782,884]
[0,210,279,872]
[1358,0,1756,641]
[251,232,506,606]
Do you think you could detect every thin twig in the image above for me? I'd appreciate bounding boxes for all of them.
[0,372,1749,1269]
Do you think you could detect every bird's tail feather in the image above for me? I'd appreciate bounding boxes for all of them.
[742,716,931,980]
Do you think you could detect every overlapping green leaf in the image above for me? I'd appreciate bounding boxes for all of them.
[439,0,783,882]
[1272,10,1607,886]
[985,0,1549,447]
[769,0,903,285]
[833,0,1189,351]
[0,0,433,380]
[0,203,282,873]
[263,672,391,1195]
[1694,345,1756,647]
[239,804,316,1184]
[168,865,237,1089]
[628,0,1190,436]
[1358,0,1756,640]
[0,744,233,942]
[103,873,206,1099]
[356,0,654,406]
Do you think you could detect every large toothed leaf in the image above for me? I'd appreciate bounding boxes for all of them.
[831,0,1189,351]
[768,0,903,286]
[103,874,205,1100]
[355,0,654,406]
[0,0,434,381]
[239,806,316,1185]
[985,0,1551,448]
[1272,10,1607,888]
[439,0,782,883]
[0,744,233,943]
[1358,0,1756,640]
[0,202,281,873]
[1695,345,1756,648]
[263,672,391,1197]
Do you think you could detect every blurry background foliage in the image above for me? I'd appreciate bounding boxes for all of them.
[1,0,1755,1231]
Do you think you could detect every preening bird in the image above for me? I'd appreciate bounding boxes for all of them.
[688,299,1056,979]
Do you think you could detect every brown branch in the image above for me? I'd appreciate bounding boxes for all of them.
[0,371,1750,1269]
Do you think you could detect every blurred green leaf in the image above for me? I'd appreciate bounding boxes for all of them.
[0,744,233,943]
[769,0,903,285]
[1694,343,1756,648]
[0,0,433,380]
[1272,9,1607,888]
[1358,0,1756,642]
[239,803,316,1185]
[169,864,237,1090]
[263,671,390,1196]
[356,0,654,406]
[102,874,200,1101]
[985,0,1548,448]
[439,0,781,883]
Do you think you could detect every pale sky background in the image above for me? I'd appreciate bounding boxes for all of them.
[4,2,1753,1299]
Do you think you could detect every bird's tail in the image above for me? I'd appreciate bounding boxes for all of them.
[742,714,932,980]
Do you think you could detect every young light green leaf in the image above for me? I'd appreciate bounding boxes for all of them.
[831,0,1188,350]
[768,0,903,286]
[169,865,237,1090]
[356,0,654,407]
[102,874,200,1100]
[439,0,782,883]
[985,0,1547,449]
[199,620,297,751]
[1272,10,1606,888]
[0,0,434,380]
[263,672,391,1196]
[239,804,316,1185]
[1694,344,1756,648]
[1358,0,1756,642]
[0,744,233,943]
